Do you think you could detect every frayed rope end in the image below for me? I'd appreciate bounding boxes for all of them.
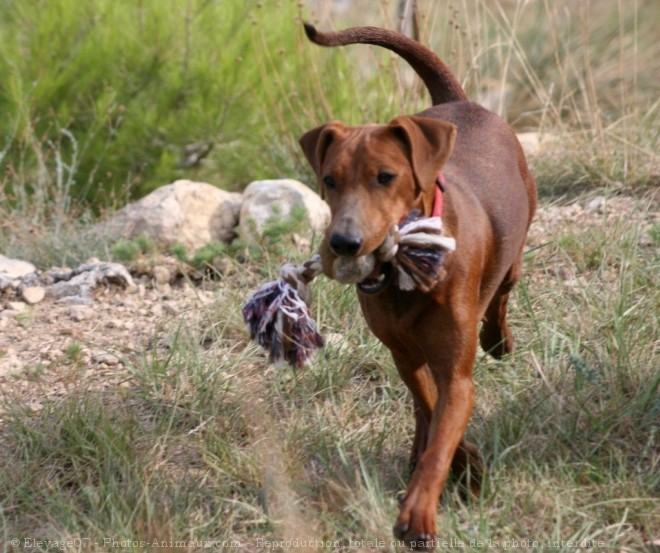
[242,256,324,368]
[388,210,456,292]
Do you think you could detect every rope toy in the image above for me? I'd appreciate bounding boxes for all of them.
[242,210,455,367]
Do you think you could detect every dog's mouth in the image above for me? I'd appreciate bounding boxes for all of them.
[357,260,392,294]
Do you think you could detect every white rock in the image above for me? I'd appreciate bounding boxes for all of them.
[21,286,46,304]
[6,301,27,313]
[584,196,605,214]
[239,179,330,240]
[516,132,557,157]
[99,180,243,251]
[68,305,93,321]
[0,255,36,279]
[324,332,348,353]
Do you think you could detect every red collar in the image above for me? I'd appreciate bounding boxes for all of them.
[432,173,446,217]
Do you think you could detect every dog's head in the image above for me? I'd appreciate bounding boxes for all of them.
[299,115,456,293]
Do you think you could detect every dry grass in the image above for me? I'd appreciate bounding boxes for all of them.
[2,195,658,550]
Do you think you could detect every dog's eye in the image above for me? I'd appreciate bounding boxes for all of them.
[376,172,395,186]
[323,175,336,189]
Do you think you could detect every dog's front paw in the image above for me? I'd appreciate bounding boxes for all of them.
[393,495,439,551]
[393,519,437,551]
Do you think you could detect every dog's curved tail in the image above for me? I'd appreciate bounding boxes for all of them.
[303,23,468,105]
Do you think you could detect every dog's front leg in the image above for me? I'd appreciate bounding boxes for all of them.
[389,348,437,472]
[393,319,478,549]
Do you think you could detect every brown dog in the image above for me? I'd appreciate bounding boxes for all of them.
[299,25,536,548]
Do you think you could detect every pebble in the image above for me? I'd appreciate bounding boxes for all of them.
[0,353,23,377]
[324,332,350,354]
[152,265,171,284]
[553,266,574,281]
[163,303,178,316]
[22,286,46,304]
[157,282,173,297]
[68,305,93,321]
[92,353,120,366]
[584,196,605,214]
[6,301,27,313]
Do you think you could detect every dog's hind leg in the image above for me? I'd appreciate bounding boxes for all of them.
[479,250,524,359]
[450,438,484,498]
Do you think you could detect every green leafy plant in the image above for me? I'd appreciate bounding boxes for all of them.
[110,235,156,263]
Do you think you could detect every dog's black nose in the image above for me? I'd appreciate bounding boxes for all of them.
[330,232,363,256]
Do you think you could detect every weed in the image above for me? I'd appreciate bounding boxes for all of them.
[110,235,156,263]
[191,241,228,271]
[15,310,34,329]
[65,342,84,364]
[168,243,188,263]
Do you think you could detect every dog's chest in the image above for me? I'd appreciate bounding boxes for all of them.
[358,288,436,344]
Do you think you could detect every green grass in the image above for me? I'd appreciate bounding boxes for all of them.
[1,0,658,214]
[0,0,659,551]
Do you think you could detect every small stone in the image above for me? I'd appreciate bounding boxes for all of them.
[6,301,27,313]
[0,352,23,377]
[68,305,92,321]
[163,302,178,315]
[152,265,171,284]
[639,232,654,247]
[21,286,46,304]
[569,203,583,216]
[516,132,541,156]
[553,266,574,281]
[324,332,350,355]
[157,282,173,297]
[0,255,36,279]
[92,353,120,366]
[325,333,346,347]
[584,196,605,214]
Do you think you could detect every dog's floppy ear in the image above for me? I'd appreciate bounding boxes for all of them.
[387,116,457,214]
[299,122,346,196]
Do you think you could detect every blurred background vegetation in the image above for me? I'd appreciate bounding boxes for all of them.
[0,0,657,212]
